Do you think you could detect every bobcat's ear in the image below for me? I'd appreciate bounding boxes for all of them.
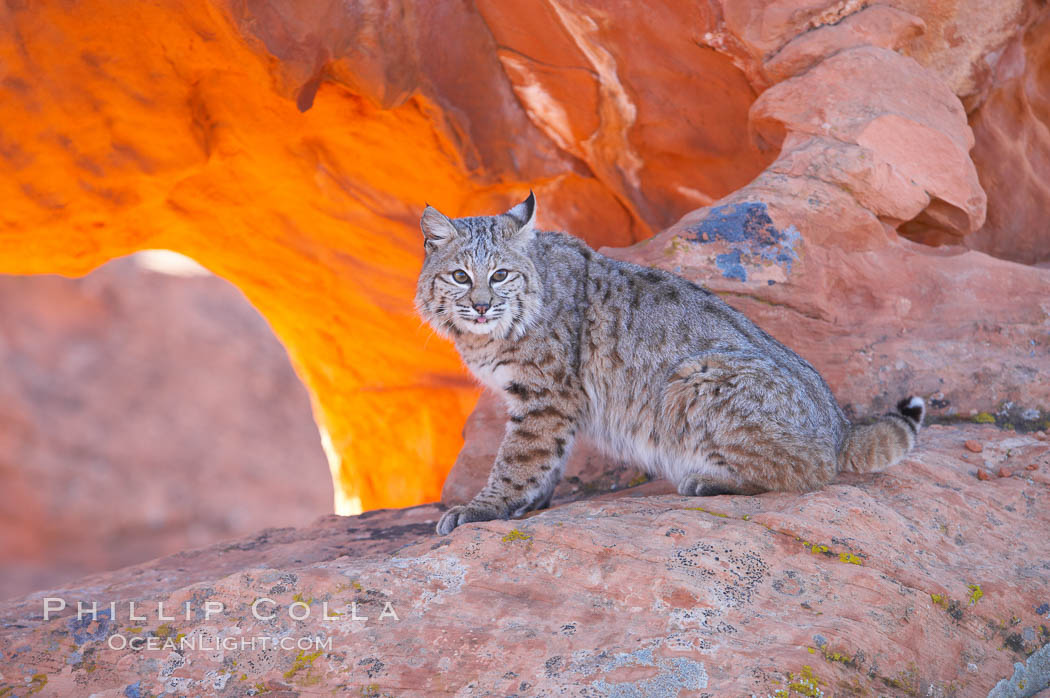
[420,204,458,252]
[504,190,536,241]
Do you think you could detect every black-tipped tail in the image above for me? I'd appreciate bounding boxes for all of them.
[896,396,925,428]
[838,396,925,474]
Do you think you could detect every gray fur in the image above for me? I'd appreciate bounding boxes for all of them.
[416,194,924,535]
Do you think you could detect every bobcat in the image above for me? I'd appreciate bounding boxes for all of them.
[415,193,924,535]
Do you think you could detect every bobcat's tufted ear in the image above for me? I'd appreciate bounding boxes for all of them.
[504,191,537,241]
[420,204,458,252]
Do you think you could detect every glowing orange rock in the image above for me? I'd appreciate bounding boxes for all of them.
[0,3,449,512]
[0,1,478,512]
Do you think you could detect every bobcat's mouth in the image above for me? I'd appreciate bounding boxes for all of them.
[448,302,506,335]
[458,311,503,336]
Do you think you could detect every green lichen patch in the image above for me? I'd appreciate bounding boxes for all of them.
[780,665,825,697]
[333,581,364,593]
[25,674,48,695]
[283,649,323,684]
[154,622,176,639]
[797,539,864,566]
[801,541,831,555]
[881,663,921,696]
[816,645,857,667]
[501,529,532,543]
[968,584,984,606]
[152,622,185,646]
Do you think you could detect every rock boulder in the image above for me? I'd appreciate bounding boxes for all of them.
[1,424,1048,695]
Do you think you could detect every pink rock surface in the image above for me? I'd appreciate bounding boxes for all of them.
[763,4,927,83]
[0,424,1047,695]
[753,45,985,241]
[0,257,330,601]
[965,9,1050,265]
[900,0,1033,102]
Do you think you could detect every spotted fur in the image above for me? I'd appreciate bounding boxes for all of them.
[416,194,924,535]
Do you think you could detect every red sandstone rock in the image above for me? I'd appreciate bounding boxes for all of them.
[753,45,985,243]
[0,425,1046,695]
[966,11,1050,265]
[763,5,926,83]
[966,440,985,453]
[476,0,778,233]
[977,468,991,480]
[0,258,330,601]
[998,467,1012,477]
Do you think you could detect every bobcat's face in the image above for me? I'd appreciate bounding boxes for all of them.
[416,195,540,340]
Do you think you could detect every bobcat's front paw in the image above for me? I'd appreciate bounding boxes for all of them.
[436,502,507,535]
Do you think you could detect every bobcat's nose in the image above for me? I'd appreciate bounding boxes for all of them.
[472,302,490,315]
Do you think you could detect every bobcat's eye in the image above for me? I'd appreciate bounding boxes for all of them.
[451,270,471,284]
[490,269,509,282]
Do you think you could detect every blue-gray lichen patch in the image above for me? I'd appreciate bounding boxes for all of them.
[68,607,113,645]
[987,641,1050,698]
[563,648,708,696]
[688,202,800,283]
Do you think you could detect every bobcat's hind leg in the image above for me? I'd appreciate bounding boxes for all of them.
[661,351,840,493]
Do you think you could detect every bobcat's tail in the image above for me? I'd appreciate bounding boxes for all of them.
[838,396,925,473]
